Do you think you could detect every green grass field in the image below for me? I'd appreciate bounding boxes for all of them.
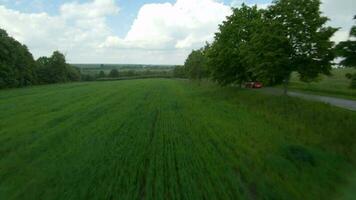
[0,79,355,199]
[287,68,356,100]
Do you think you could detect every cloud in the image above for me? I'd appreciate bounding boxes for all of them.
[60,0,119,19]
[0,0,231,64]
[230,0,271,9]
[101,0,231,50]
[1,0,354,65]
[0,0,119,62]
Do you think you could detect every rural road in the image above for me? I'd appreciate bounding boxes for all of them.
[259,88,356,111]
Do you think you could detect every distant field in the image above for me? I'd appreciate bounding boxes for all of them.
[0,79,355,199]
[286,68,356,100]
[72,63,174,76]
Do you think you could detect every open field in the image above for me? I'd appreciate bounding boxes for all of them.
[0,79,355,199]
[72,64,174,77]
[286,68,356,100]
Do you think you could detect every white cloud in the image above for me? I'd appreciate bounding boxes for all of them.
[0,0,119,62]
[101,0,231,50]
[230,0,270,9]
[0,0,231,64]
[0,0,354,65]
[60,0,119,19]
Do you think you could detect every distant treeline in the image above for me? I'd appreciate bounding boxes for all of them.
[72,64,174,70]
[81,68,173,81]
[176,0,356,89]
[0,28,176,89]
[0,29,80,89]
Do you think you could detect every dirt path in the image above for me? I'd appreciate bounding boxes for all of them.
[259,88,356,111]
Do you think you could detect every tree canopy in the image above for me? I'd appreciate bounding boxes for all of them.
[109,69,120,77]
[0,28,80,88]
[336,15,356,68]
[184,0,338,90]
[36,51,80,84]
[0,29,37,88]
[184,46,209,81]
[335,15,356,88]
[207,5,262,86]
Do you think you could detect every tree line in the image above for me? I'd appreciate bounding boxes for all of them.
[0,28,80,89]
[178,0,356,90]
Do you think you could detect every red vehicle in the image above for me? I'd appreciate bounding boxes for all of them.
[245,82,263,89]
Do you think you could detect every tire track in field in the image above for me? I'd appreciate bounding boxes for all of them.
[139,104,161,199]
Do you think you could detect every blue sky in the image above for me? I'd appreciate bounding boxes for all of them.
[0,0,354,64]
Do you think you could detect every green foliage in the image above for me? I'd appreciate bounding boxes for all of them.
[98,70,106,78]
[0,79,355,199]
[287,68,356,99]
[0,28,37,88]
[346,73,356,89]
[184,46,209,81]
[173,65,186,78]
[240,19,292,85]
[336,15,356,68]
[268,0,337,82]
[126,69,135,76]
[207,5,262,86]
[109,69,120,77]
[35,51,80,84]
[190,0,337,87]
[0,28,80,88]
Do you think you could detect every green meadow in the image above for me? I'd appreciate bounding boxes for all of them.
[287,68,356,100]
[0,79,355,199]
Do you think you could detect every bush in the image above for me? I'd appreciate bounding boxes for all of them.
[346,73,356,89]
[109,69,120,77]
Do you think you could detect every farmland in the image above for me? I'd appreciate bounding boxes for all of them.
[0,79,355,199]
[72,64,175,77]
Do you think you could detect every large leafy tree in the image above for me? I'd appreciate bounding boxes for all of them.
[240,19,293,86]
[0,28,37,88]
[184,46,209,82]
[336,15,356,68]
[36,51,80,84]
[336,15,356,88]
[267,0,337,84]
[207,5,262,86]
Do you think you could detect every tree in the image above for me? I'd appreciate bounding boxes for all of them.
[50,51,68,83]
[336,15,356,88]
[184,47,209,82]
[127,70,135,77]
[240,19,293,89]
[173,65,187,78]
[0,28,37,88]
[66,65,81,81]
[267,0,337,88]
[207,5,262,86]
[35,56,52,84]
[98,70,106,78]
[35,51,80,84]
[109,69,120,77]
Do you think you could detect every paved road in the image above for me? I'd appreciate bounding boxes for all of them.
[259,88,356,111]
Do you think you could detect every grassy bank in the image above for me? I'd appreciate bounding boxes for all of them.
[284,68,356,100]
[0,79,355,199]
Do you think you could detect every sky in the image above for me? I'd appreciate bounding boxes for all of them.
[0,0,355,65]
